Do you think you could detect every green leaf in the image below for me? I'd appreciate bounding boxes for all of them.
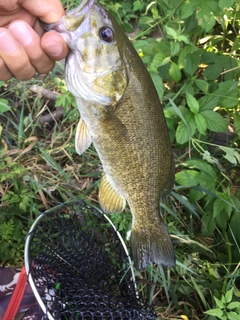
[0,99,11,113]
[180,1,194,19]
[195,79,209,93]
[199,94,219,111]
[175,170,200,187]
[200,111,227,132]
[177,35,190,44]
[176,122,189,144]
[184,51,201,76]
[152,52,166,68]
[218,146,240,165]
[204,62,222,80]
[165,26,177,39]
[178,44,198,69]
[205,308,223,317]
[225,288,234,304]
[219,0,235,9]
[199,171,216,191]
[214,80,239,109]
[215,295,225,309]
[133,0,143,11]
[170,41,180,56]
[228,312,240,320]
[234,114,240,137]
[150,72,164,101]
[194,113,207,135]
[227,302,240,309]
[169,62,181,82]
[196,3,217,32]
[186,93,199,114]
[213,199,224,219]
[185,159,217,180]
[176,113,196,144]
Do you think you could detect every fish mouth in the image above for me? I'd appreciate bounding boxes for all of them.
[42,0,95,44]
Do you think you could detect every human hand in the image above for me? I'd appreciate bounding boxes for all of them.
[0,0,69,81]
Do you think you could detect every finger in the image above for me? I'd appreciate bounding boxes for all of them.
[41,31,69,61]
[21,0,65,23]
[0,56,13,81]
[0,28,36,80]
[9,20,55,74]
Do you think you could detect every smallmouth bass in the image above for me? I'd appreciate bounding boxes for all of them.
[46,0,175,270]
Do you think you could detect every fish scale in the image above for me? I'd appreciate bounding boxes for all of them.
[46,0,175,270]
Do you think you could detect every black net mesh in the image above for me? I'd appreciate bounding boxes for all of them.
[25,201,157,319]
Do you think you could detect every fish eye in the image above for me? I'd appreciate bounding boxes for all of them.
[99,26,114,43]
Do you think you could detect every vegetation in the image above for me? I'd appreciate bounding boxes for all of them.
[0,0,239,319]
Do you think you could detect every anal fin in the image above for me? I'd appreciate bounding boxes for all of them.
[75,118,92,155]
[99,173,126,214]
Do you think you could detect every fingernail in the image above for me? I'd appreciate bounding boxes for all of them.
[44,40,63,57]
[9,22,33,46]
[0,30,17,55]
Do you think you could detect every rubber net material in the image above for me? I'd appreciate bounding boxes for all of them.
[26,201,157,319]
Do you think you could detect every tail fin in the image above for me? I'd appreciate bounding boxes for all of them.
[130,220,175,271]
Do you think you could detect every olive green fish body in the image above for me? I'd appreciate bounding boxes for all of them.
[48,0,175,270]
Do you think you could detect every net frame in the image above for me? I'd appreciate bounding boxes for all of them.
[24,200,157,320]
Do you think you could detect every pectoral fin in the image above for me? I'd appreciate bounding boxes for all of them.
[75,118,92,155]
[99,173,126,214]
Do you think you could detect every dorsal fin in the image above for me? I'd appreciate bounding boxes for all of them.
[75,118,92,155]
[99,173,126,214]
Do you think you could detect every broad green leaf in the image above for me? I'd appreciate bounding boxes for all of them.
[165,26,177,39]
[234,114,240,137]
[199,171,216,191]
[213,199,224,219]
[231,37,240,53]
[205,308,223,317]
[200,111,228,132]
[228,312,240,320]
[196,2,218,32]
[169,61,181,82]
[151,52,166,68]
[189,189,204,202]
[184,51,201,76]
[170,41,180,56]
[185,159,217,179]
[180,1,193,19]
[199,94,219,111]
[202,211,217,235]
[186,93,199,114]
[214,80,239,109]
[219,0,235,9]
[176,122,189,144]
[177,35,190,44]
[194,113,207,135]
[133,0,143,11]
[162,57,171,65]
[215,209,228,231]
[150,72,164,101]
[228,302,240,309]
[225,288,234,304]
[195,79,209,93]
[204,63,222,80]
[0,99,11,113]
[175,170,200,187]
[176,113,196,144]
[178,44,198,69]
[218,146,240,165]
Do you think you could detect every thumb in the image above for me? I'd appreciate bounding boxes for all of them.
[21,0,65,23]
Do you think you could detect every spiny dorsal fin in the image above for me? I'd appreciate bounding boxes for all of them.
[75,118,92,155]
[99,173,126,214]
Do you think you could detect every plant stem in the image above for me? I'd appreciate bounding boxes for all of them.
[222,228,232,293]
